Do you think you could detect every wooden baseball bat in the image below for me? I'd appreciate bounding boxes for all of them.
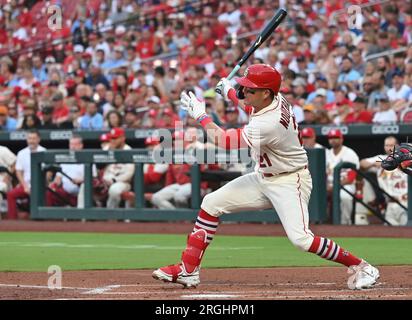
[215,8,288,94]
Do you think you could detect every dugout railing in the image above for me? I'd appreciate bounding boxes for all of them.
[332,162,412,226]
[30,148,327,223]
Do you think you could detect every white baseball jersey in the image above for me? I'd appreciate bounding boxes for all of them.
[15,145,46,186]
[326,146,359,186]
[241,93,308,175]
[378,168,408,205]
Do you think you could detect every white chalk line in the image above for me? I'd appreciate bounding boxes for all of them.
[0,241,262,251]
[86,286,412,296]
[83,285,120,294]
[0,283,94,290]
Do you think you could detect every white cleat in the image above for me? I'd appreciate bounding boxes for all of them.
[152,264,200,288]
[347,260,380,290]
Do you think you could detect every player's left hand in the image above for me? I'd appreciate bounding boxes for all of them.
[180,91,206,120]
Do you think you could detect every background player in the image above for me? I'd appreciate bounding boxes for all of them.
[152,64,380,290]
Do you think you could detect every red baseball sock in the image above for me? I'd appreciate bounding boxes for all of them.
[181,209,220,273]
[192,209,219,244]
[308,236,362,267]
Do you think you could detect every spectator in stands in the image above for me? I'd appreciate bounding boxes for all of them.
[344,96,373,124]
[46,136,85,208]
[337,56,361,90]
[103,127,135,208]
[217,2,242,35]
[301,127,324,149]
[387,71,410,108]
[372,94,398,124]
[325,129,360,225]
[380,5,405,36]
[16,99,36,129]
[0,144,16,215]
[366,31,391,57]
[21,114,42,130]
[300,104,317,125]
[311,89,328,110]
[72,16,91,47]
[224,107,241,129]
[101,45,127,73]
[105,110,123,129]
[7,130,46,219]
[79,97,104,130]
[306,74,335,104]
[85,63,110,89]
[51,92,71,128]
[351,48,365,75]
[31,55,48,83]
[123,107,141,129]
[40,105,58,130]
[0,105,17,131]
[368,72,389,110]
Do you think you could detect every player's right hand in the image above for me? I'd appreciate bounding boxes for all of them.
[180,91,206,120]
[215,77,233,100]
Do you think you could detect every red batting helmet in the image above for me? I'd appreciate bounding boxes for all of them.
[235,64,282,98]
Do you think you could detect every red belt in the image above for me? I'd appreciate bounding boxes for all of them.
[263,165,307,177]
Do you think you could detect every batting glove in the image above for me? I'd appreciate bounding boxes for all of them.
[180,91,207,121]
[216,77,233,100]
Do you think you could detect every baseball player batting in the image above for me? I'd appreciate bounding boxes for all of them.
[152,64,380,290]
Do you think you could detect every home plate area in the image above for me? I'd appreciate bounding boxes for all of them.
[0,266,411,300]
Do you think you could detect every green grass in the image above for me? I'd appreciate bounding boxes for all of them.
[0,232,411,272]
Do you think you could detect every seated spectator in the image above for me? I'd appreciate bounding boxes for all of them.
[306,74,335,104]
[223,107,241,129]
[51,92,71,128]
[311,88,328,110]
[31,54,48,83]
[79,97,104,130]
[372,94,398,124]
[344,96,373,124]
[20,114,42,130]
[124,107,141,129]
[46,136,85,208]
[387,71,410,113]
[85,63,110,89]
[40,105,58,130]
[7,131,46,219]
[105,110,123,129]
[155,107,180,128]
[300,104,317,125]
[337,56,361,90]
[0,105,17,131]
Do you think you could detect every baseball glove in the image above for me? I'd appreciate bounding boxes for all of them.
[381,143,412,175]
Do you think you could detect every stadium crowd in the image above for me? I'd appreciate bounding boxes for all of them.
[0,0,411,131]
[0,0,410,224]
